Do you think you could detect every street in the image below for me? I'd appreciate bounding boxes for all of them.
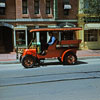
[0,58,100,100]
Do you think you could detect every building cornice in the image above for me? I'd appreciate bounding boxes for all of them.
[0,19,78,23]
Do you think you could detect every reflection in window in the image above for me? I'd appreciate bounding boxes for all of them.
[16,30,26,46]
[84,30,98,42]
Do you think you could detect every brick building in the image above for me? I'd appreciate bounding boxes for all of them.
[0,0,78,53]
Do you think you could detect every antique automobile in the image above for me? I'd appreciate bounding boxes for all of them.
[20,27,82,68]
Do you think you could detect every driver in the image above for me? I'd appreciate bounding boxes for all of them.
[41,31,56,55]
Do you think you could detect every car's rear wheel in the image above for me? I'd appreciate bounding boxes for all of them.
[63,52,77,65]
[21,55,36,68]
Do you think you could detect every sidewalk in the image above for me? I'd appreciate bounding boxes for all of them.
[0,50,100,64]
[77,50,100,59]
[0,52,19,64]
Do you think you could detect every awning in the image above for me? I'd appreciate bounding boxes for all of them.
[14,25,27,30]
[64,4,71,9]
[0,3,5,7]
[85,23,100,30]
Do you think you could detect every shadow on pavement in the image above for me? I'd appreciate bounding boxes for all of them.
[40,60,88,66]
[76,61,88,65]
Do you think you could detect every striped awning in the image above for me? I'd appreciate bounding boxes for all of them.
[64,4,71,9]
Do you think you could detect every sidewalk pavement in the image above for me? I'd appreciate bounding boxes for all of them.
[0,50,100,64]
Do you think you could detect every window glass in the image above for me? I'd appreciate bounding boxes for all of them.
[64,9,69,15]
[34,0,39,14]
[61,31,74,40]
[0,7,5,15]
[46,0,50,14]
[22,0,27,14]
[63,0,70,15]
[84,30,98,42]
[0,0,6,15]
[16,30,26,46]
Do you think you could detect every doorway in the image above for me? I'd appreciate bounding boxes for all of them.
[0,26,13,53]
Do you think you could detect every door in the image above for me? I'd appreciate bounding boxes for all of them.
[0,26,13,53]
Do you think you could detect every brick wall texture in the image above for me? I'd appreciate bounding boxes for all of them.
[0,0,78,20]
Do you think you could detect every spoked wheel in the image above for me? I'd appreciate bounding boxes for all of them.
[63,53,77,65]
[21,55,36,68]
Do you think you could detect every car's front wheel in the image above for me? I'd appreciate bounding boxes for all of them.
[21,55,36,68]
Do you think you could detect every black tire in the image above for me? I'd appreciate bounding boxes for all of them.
[63,52,77,65]
[58,57,62,63]
[21,55,36,68]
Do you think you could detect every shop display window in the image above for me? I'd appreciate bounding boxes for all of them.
[84,30,98,42]
[16,30,26,46]
[61,31,75,40]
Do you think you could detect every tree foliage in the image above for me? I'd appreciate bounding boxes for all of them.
[83,0,100,15]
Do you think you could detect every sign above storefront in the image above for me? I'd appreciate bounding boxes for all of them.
[85,23,100,30]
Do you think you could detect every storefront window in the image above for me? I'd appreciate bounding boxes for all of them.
[61,31,74,40]
[84,30,98,42]
[16,30,26,46]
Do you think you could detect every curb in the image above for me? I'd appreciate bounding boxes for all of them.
[0,60,20,64]
[78,56,100,60]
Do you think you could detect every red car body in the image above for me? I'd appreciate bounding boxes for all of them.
[21,27,82,68]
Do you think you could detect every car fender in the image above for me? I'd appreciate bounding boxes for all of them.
[22,49,36,57]
[61,49,76,62]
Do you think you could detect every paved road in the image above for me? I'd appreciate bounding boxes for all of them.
[0,58,100,100]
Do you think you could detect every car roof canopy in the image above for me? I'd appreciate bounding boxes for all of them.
[30,27,82,32]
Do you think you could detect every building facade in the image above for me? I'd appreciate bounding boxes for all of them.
[78,0,100,50]
[0,0,78,53]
